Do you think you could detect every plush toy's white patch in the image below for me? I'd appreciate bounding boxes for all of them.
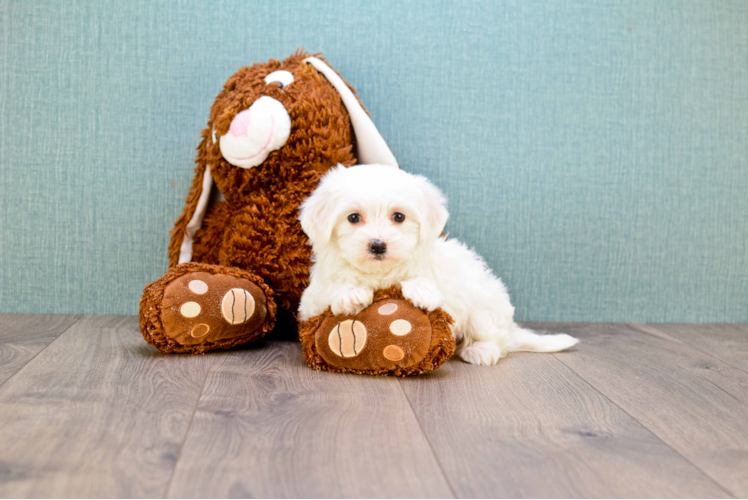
[264,70,294,87]
[219,96,291,169]
[178,166,214,264]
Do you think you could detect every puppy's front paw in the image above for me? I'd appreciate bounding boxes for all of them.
[331,285,374,316]
[401,278,444,311]
[459,342,503,366]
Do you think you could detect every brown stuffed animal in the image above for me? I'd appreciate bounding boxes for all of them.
[139,51,456,372]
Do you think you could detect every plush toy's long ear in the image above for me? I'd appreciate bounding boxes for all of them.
[304,57,399,168]
[167,163,215,267]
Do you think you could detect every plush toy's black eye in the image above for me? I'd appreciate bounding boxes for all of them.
[393,212,405,223]
[264,70,294,88]
[348,213,362,224]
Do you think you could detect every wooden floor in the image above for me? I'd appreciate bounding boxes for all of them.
[0,315,746,498]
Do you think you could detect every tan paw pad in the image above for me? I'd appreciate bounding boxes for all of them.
[383,345,405,361]
[188,280,208,294]
[190,323,210,338]
[389,319,412,336]
[328,320,367,358]
[221,288,255,325]
[378,303,398,315]
[180,302,201,318]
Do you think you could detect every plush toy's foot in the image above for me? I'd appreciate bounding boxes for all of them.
[299,287,455,376]
[140,263,276,354]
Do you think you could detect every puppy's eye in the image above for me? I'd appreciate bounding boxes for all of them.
[392,212,406,223]
[348,213,362,224]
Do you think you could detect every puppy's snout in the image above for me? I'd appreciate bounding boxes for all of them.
[369,239,387,256]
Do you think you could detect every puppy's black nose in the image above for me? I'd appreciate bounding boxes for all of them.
[369,239,387,255]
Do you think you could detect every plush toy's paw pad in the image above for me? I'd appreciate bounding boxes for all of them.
[160,271,267,346]
[318,299,431,371]
[300,287,456,376]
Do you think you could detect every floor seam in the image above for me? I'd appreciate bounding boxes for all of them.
[550,352,737,499]
[0,314,84,391]
[397,378,459,499]
[630,323,748,377]
[162,355,215,499]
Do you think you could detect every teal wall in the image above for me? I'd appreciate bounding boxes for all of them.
[1,0,746,321]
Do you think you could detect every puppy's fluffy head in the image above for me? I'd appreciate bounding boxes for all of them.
[299,164,449,273]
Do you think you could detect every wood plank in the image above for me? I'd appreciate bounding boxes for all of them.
[528,322,748,498]
[0,315,214,498]
[0,314,81,386]
[635,323,748,374]
[399,352,730,498]
[167,340,453,499]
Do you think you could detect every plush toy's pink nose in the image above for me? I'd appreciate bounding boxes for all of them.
[229,109,251,137]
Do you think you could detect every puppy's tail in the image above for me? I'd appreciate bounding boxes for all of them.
[507,326,579,353]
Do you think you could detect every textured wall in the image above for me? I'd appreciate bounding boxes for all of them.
[1,0,746,321]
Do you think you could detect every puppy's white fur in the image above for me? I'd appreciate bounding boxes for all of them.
[298,164,578,365]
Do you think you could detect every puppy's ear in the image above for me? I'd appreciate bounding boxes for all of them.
[299,164,346,246]
[417,177,449,244]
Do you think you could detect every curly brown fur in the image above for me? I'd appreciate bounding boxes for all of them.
[168,52,358,270]
[167,51,359,301]
[144,51,367,352]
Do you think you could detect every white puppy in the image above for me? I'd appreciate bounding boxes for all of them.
[298,164,578,365]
